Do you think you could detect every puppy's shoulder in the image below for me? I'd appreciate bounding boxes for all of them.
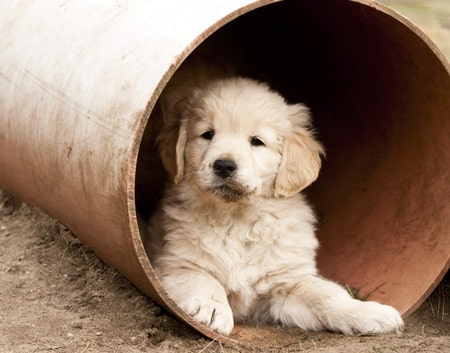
[265,193,316,222]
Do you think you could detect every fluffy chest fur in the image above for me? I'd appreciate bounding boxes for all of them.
[149,182,319,319]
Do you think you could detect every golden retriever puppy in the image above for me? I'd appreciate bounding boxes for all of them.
[145,56,404,336]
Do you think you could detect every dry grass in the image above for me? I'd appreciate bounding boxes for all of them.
[427,276,449,321]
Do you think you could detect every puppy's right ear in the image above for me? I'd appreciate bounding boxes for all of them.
[173,118,187,183]
[156,103,188,184]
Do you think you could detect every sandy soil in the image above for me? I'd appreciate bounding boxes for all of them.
[1,1,449,352]
[0,191,449,353]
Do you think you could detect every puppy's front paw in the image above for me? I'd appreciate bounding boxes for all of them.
[184,298,234,335]
[332,301,404,335]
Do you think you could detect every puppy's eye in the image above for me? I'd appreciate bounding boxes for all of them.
[201,130,214,140]
[250,136,265,147]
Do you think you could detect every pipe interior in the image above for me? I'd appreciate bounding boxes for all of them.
[136,0,450,317]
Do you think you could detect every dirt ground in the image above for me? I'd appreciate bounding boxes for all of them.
[0,190,449,353]
[1,1,449,353]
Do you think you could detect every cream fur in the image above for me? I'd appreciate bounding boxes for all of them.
[145,59,403,336]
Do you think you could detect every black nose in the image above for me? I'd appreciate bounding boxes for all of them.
[213,159,237,179]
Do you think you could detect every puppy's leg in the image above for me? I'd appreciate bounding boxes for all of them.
[269,275,404,335]
[158,268,234,335]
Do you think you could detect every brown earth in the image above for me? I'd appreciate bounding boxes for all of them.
[0,192,449,353]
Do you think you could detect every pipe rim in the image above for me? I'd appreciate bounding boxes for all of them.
[125,0,450,343]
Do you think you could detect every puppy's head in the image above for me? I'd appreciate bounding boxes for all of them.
[159,78,324,201]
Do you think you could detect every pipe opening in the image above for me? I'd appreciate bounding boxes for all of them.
[135,0,450,339]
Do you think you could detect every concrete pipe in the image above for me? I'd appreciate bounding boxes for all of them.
[0,0,449,346]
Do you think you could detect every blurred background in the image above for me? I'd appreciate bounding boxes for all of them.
[379,0,450,57]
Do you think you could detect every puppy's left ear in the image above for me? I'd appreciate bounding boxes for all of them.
[274,104,325,198]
